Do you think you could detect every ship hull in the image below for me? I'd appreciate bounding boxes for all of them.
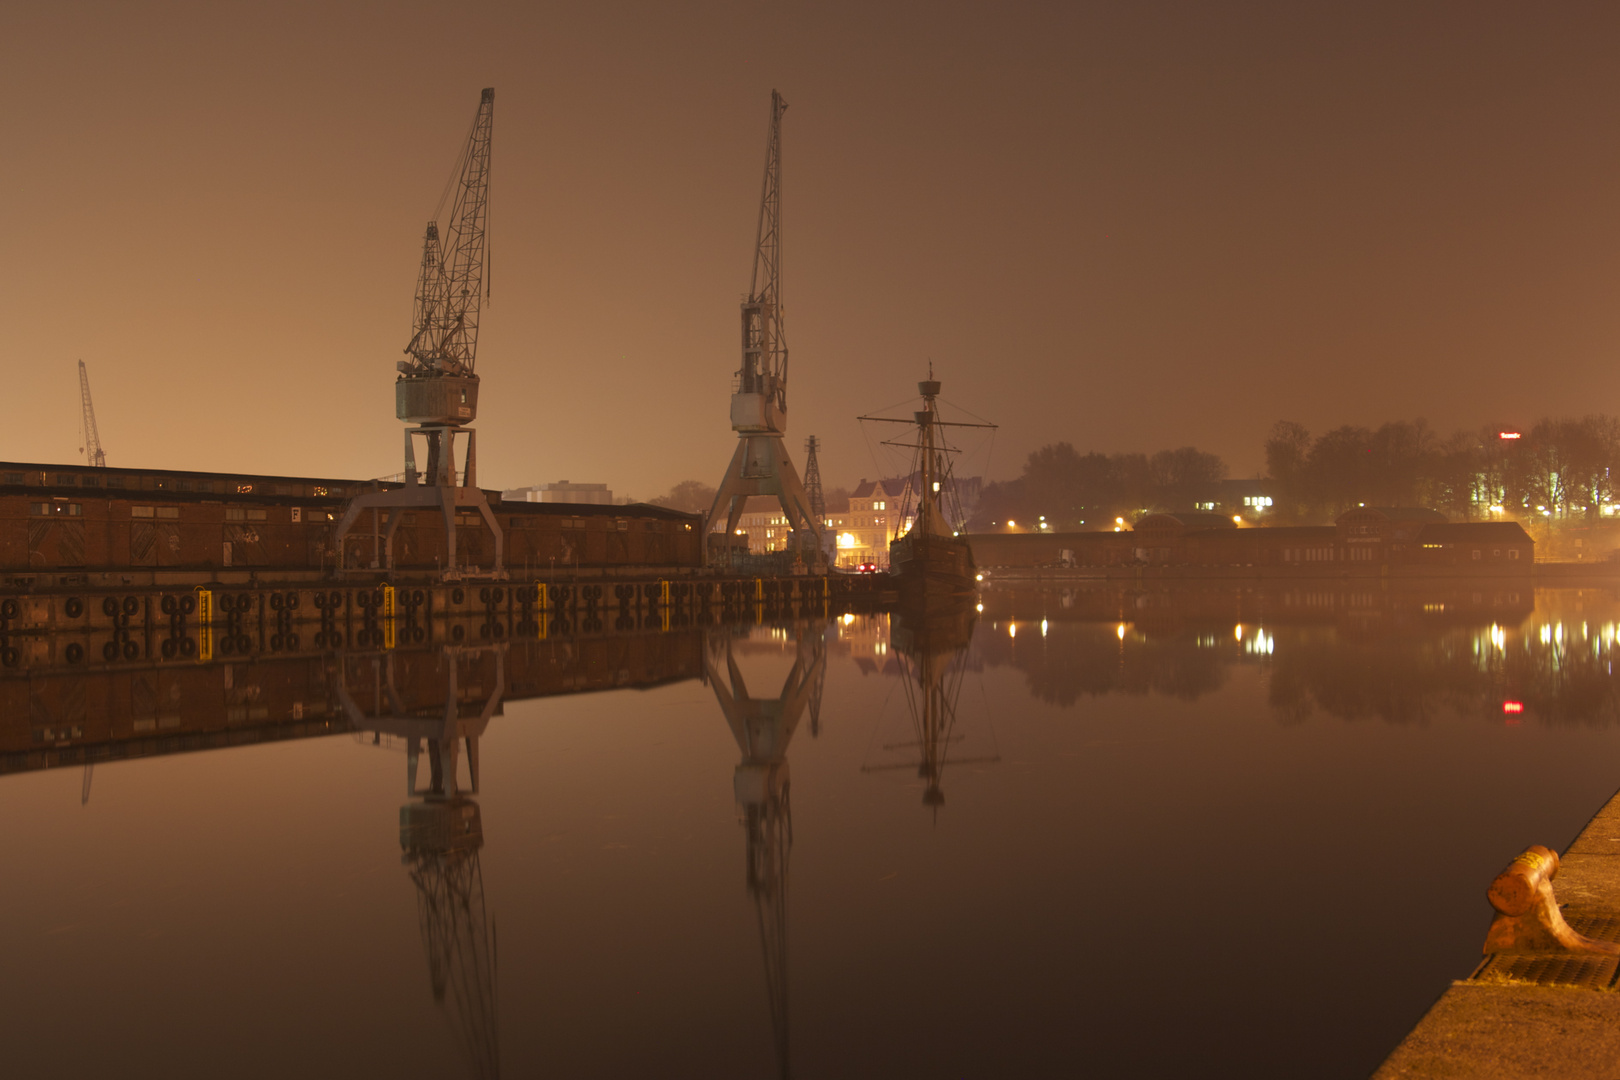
[889,531,976,599]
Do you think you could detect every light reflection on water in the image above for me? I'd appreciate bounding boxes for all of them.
[3,584,1620,1078]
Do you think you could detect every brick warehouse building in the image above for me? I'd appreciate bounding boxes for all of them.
[0,461,701,577]
[970,507,1534,576]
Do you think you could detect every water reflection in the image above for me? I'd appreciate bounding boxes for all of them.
[704,623,826,1079]
[340,647,505,1078]
[864,603,994,812]
[11,588,1620,1077]
[974,583,1620,725]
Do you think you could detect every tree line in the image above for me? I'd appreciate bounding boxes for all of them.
[1265,416,1620,522]
[967,443,1228,530]
[647,413,1620,531]
[964,413,1620,532]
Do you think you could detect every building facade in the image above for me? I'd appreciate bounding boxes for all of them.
[971,507,1534,576]
[0,462,700,577]
[833,476,982,568]
[501,481,615,505]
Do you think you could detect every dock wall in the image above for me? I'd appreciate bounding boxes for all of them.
[1375,791,1620,1077]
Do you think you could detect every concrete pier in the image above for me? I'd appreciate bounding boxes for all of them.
[1375,792,1620,1077]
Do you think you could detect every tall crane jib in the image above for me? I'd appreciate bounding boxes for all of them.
[77,360,106,468]
[397,87,495,425]
[733,90,789,433]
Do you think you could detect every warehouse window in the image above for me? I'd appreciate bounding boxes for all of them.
[28,503,48,516]
[156,507,180,520]
[1510,550,1521,560]
[1472,549,1481,560]
[4,473,22,485]
[132,506,154,518]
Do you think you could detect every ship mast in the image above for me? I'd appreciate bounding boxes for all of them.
[908,373,951,539]
[858,371,994,541]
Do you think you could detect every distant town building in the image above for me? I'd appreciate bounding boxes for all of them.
[727,496,807,555]
[1192,478,1276,518]
[722,475,981,564]
[502,481,614,505]
[834,475,983,568]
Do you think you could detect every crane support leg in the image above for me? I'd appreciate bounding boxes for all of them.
[706,434,824,567]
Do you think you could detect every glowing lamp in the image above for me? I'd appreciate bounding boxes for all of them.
[1503,701,1524,714]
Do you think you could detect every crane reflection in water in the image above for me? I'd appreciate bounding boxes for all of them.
[338,645,504,1080]
[704,620,827,1080]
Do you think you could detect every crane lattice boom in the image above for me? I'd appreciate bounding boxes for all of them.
[739,91,787,413]
[403,88,494,377]
[77,360,106,468]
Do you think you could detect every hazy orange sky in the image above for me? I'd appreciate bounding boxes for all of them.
[6,2,1620,497]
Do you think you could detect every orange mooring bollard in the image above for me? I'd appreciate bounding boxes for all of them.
[1482,845,1620,955]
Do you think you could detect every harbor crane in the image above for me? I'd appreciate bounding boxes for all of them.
[705,92,824,568]
[77,360,106,467]
[334,88,504,579]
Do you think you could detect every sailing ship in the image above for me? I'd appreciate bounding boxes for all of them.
[859,372,995,600]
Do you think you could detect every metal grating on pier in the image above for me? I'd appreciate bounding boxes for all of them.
[1472,952,1619,990]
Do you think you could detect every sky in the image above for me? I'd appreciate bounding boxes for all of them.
[5,1,1620,497]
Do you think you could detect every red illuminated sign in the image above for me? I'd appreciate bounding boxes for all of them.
[1502,701,1524,714]
[1498,431,1522,440]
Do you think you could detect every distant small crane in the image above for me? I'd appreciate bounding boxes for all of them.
[77,360,107,467]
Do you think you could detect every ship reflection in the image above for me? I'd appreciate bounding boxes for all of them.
[703,621,826,1080]
[864,601,994,814]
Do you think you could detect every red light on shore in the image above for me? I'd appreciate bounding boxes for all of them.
[1498,431,1522,440]
[1503,701,1524,714]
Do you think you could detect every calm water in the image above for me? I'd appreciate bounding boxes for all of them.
[4,583,1620,1078]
